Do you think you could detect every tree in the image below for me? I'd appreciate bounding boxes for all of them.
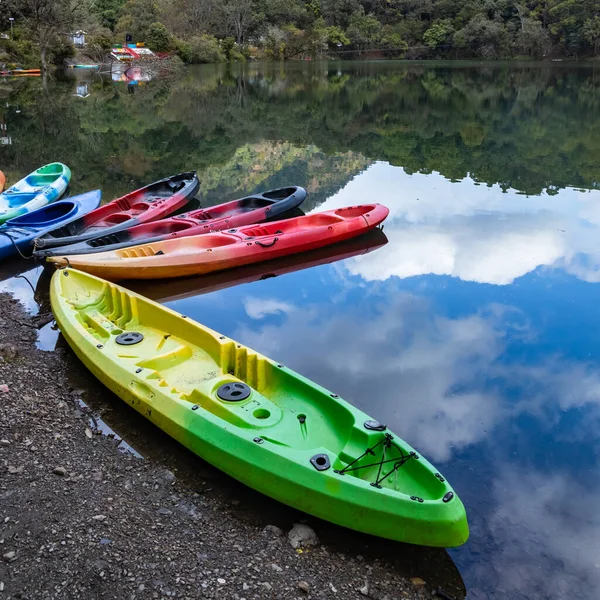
[583,16,600,55]
[15,0,82,73]
[453,14,510,58]
[89,0,125,31]
[423,19,455,51]
[347,8,383,53]
[146,22,173,52]
[114,0,158,42]
[222,0,253,44]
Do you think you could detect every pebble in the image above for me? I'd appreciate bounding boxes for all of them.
[297,581,310,593]
[52,466,67,476]
[157,508,173,516]
[7,465,23,474]
[288,523,319,549]
[262,524,283,537]
[0,582,4,591]
[0,439,10,446]
[360,582,369,596]
[3,551,15,561]
[270,563,282,572]
[91,514,107,521]
[242,582,249,591]
[410,577,426,587]
[99,538,112,545]
[261,582,272,591]
[217,578,226,585]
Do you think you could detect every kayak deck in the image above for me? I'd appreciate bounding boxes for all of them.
[51,268,469,547]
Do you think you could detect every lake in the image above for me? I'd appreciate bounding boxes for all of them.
[2,60,600,600]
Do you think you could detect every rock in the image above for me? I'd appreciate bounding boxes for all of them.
[410,577,426,587]
[262,525,283,537]
[159,469,176,484]
[359,582,369,596]
[0,581,4,591]
[7,466,23,475]
[85,428,93,439]
[260,582,272,592]
[288,523,319,549]
[242,582,249,591]
[297,581,310,593]
[92,560,109,572]
[53,466,67,476]
[0,439,10,446]
[270,563,282,572]
[91,515,107,521]
[157,508,173,516]
[3,551,15,562]
[99,538,112,546]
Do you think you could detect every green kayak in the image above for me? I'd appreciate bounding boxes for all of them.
[50,268,469,547]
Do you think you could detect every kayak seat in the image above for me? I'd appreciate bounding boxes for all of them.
[103,213,133,225]
[130,203,150,211]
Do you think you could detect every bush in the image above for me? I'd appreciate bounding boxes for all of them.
[146,22,173,52]
[177,34,224,63]
[49,38,76,65]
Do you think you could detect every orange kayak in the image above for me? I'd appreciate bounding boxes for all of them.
[0,171,4,192]
[46,204,389,281]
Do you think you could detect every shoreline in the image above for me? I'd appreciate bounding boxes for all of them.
[0,287,464,599]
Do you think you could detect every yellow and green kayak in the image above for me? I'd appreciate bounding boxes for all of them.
[50,268,469,547]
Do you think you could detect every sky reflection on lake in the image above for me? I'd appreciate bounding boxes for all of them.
[169,162,600,599]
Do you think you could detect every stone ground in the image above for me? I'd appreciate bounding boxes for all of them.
[0,289,466,600]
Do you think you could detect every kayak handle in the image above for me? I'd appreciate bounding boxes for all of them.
[255,237,279,248]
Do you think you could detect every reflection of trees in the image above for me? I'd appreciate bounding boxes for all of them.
[1,63,600,201]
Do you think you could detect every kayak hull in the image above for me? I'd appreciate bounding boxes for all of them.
[51,268,469,547]
[34,186,307,257]
[0,191,102,260]
[47,205,390,280]
[34,172,199,250]
[133,227,389,303]
[0,163,71,225]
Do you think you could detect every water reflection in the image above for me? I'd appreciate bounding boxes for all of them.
[1,62,600,599]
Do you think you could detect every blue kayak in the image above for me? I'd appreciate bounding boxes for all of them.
[0,190,101,260]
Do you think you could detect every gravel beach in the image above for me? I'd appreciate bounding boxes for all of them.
[0,288,465,600]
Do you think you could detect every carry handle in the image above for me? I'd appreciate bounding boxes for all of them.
[255,237,279,248]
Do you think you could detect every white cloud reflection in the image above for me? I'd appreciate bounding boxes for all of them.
[314,162,600,285]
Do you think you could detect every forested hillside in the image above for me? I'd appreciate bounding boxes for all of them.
[1,0,600,68]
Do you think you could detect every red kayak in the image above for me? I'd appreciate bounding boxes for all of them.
[133,227,388,302]
[33,172,199,251]
[34,186,306,257]
[46,204,389,280]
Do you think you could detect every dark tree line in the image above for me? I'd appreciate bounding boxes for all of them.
[1,0,600,67]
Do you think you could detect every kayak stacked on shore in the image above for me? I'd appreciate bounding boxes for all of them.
[0,163,71,225]
[0,162,468,547]
[50,267,469,547]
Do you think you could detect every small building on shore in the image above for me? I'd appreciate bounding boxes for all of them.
[69,31,87,47]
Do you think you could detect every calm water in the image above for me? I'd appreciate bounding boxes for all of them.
[2,61,600,599]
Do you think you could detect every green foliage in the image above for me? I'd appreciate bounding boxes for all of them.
[423,19,455,51]
[146,22,173,52]
[115,0,158,42]
[583,16,600,54]
[326,26,350,47]
[347,9,382,51]
[180,34,225,63]
[89,0,126,31]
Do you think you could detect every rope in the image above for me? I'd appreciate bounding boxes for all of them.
[0,228,35,259]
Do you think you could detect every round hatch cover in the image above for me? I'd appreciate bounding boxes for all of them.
[115,331,144,346]
[217,382,251,402]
